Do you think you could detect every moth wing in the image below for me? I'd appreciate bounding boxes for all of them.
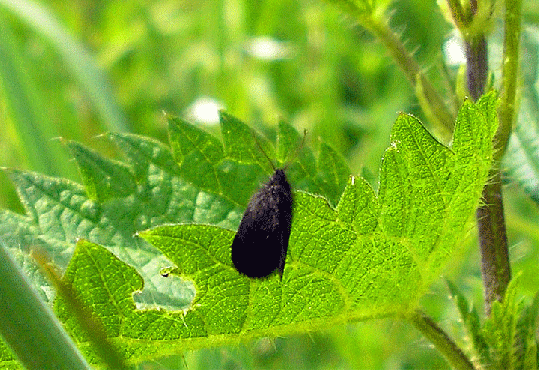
[231,183,291,278]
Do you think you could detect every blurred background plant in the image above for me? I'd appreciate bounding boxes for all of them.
[0,0,537,368]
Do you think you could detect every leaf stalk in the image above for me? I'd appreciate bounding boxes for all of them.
[409,310,476,370]
[323,0,456,141]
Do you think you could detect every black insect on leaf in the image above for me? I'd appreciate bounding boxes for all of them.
[231,167,293,280]
[231,127,307,280]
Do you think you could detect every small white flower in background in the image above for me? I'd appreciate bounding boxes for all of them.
[443,32,466,66]
[245,36,293,60]
[185,97,224,125]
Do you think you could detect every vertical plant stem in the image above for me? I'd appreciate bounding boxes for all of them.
[409,310,475,370]
[476,174,511,316]
[463,0,488,102]
[475,0,521,315]
[465,36,488,101]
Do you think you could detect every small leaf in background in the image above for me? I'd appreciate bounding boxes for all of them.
[446,279,491,366]
[482,277,522,369]
[444,274,539,370]
[514,292,539,370]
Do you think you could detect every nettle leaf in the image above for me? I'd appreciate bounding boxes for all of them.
[482,278,522,369]
[480,276,539,370]
[135,94,492,361]
[0,110,345,308]
[0,112,347,363]
[513,292,539,370]
[447,279,491,366]
[0,93,496,365]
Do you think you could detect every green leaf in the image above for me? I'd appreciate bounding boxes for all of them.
[276,119,306,165]
[314,143,350,206]
[482,277,522,369]
[336,176,378,234]
[1,100,496,366]
[168,116,224,192]
[220,111,274,166]
[479,275,539,369]
[130,96,492,357]
[446,279,491,366]
[513,291,539,370]
[2,148,235,309]
[67,141,136,202]
[108,132,181,181]
[54,240,143,342]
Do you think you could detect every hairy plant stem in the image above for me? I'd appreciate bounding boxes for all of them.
[365,16,455,140]
[461,14,510,316]
[325,1,455,141]
[409,310,476,370]
[476,174,511,316]
[466,36,488,101]
[474,0,521,316]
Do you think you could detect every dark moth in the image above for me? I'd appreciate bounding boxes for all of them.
[231,168,293,279]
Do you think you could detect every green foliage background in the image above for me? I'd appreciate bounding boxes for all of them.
[0,0,538,368]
